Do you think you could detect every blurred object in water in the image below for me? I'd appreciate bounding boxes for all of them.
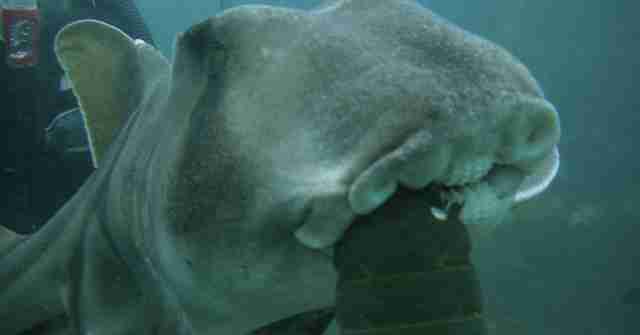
[622,288,640,305]
[568,203,603,229]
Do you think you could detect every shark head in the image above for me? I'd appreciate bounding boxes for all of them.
[52,0,560,333]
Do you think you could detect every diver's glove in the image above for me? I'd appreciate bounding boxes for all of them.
[44,107,90,157]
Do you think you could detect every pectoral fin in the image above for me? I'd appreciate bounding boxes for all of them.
[54,20,170,167]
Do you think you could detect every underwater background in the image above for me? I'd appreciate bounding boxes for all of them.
[136,0,639,334]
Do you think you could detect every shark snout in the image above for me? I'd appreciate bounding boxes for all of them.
[497,96,561,171]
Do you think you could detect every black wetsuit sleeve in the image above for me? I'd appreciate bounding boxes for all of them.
[90,0,156,46]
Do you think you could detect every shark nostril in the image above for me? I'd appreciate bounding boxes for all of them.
[526,122,551,151]
[527,127,541,144]
[498,97,561,165]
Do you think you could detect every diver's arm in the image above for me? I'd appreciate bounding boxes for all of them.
[90,0,155,46]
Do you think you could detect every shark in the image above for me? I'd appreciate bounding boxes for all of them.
[0,0,560,334]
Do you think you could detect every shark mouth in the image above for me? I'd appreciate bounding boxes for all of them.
[430,147,560,225]
[294,147,560,253]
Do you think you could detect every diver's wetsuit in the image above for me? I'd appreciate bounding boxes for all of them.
[0,0,154,234]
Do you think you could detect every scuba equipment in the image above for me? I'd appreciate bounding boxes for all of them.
[2,0,41,68]
[1,0,44,229]
[334,186,489,335]
[0,0,154,233]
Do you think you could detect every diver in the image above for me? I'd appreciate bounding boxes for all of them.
[0,0,154,233]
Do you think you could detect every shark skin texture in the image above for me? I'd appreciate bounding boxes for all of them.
[0,0,561,334]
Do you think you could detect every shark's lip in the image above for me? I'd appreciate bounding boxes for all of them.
[513,146,560,202]
[429,146,560,222]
